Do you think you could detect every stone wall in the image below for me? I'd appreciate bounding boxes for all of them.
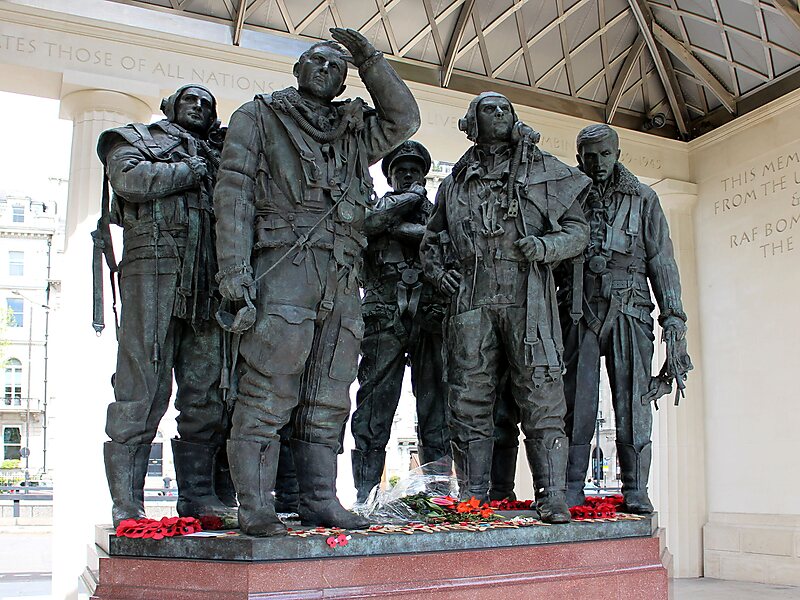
[704,513,800,586]
[689,88,800,586]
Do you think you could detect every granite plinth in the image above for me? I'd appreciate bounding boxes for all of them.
[90,514,669,599]
[98,512,657,561]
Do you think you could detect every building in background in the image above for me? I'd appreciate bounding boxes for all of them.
[0,193,58,484]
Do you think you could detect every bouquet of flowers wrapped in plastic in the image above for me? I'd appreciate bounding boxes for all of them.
[353,457,499,524]
[398,493,500,524]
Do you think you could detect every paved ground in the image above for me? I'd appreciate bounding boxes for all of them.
[674,578,799,599]
[0,529,52,600]
[0,528,51,575]
[0,573,51,599]
[2,574,799,599]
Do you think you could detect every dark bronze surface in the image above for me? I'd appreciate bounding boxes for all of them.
[560,123,693,511]
[420,92,591,523]
[212,29,420,534]
[96,84,234,527]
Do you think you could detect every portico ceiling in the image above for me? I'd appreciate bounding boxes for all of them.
[104,0,800,140]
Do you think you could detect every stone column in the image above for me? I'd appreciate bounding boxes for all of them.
[52,90,153,600]
[650,179,707,578]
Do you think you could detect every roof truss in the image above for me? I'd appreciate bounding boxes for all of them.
[103,0,800,140]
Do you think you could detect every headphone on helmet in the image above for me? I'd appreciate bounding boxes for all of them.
[160,84,220,134]
[458,91,519,142]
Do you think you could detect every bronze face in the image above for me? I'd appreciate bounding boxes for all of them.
[475,96,514,144]
[294,45,347,104]
[577,137,620,185]
[174,87,215,134]
[389,158,426,192]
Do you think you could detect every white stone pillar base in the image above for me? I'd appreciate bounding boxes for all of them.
[704,513,800,586]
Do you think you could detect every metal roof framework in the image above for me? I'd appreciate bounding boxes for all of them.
[105,0,800,139]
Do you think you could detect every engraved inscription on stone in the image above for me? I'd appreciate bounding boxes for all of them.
[0,32,280,93]
[714,151,799,260]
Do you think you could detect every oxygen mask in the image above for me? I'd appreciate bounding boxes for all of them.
[216,290,257,334]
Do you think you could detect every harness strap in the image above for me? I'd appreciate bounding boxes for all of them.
[570,257,583,324]
[176,197,201,319]
[131,123,166,157]
[396,280,409,317]
[407,283,422,321]
[602,195,631,255]
[582,298,603,336]
[627,193,642,236]
[525,263,540,353]
[91,171,120,337]
[316,260,339,324]
[91,229,105,334]
[597,294,622,345]
[537,266,562,379]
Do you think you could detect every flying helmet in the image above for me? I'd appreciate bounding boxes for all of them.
[160,84,219,133]
[458,91,518,142]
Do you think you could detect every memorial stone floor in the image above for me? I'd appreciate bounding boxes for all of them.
[673,578,800,599]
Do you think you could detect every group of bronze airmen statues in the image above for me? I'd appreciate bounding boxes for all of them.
[94,29,692,536]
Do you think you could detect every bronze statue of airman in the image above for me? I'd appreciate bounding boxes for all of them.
[559,124,692,512]
[213,30,420,536]
[96,85,234,526]
[420,92,591,523]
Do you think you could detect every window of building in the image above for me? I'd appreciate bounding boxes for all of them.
[11,203,24,223]
[6,299,23,328]
[8,251,23,276]
[4,359,22,406]
[3,426,21,460]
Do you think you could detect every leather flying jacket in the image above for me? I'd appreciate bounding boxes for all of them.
[98,120,221,232]
[214,53,421,279]
[558,161,687,333]
[421,138,591,372]
[96,119,222,324]
[362,189,445,322]
[421,145,590,302]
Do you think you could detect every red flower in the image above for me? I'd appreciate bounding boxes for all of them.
[456,496,483,514]
[569,505,587,519]
[325,534,351,549]
[198,515,224,530]
[489,499,534,511]
[431,496,456,507]
[568,496,620,520]
[115,517,203,539]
